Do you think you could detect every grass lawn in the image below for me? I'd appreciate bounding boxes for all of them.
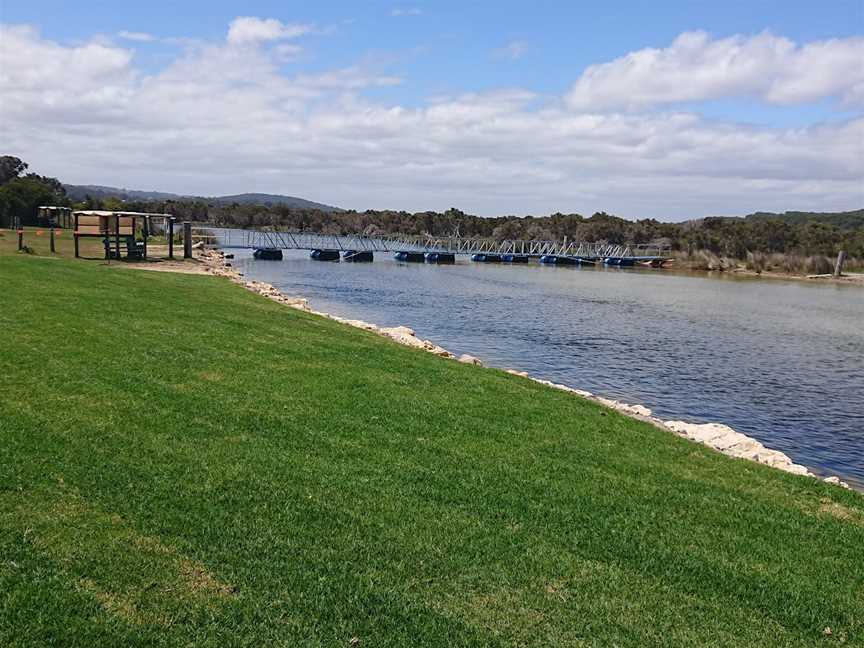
[1,253,862,647]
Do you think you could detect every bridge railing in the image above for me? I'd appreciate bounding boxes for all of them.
[193,226,669,259]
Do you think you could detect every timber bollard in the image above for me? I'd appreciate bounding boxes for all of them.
[168,218,175,259]
[834,250,847,277]
[17,229,23,251]
[183,222,192,259]
[50,227,55,253]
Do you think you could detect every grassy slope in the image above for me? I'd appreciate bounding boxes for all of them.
[0,254,862,647]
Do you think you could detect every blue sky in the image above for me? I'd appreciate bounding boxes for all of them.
[7,1,861,110]
[1,1,862,218]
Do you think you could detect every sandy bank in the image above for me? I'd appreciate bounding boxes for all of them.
[730,268,864,285]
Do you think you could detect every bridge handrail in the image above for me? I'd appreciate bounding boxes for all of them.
[193,225,670,258]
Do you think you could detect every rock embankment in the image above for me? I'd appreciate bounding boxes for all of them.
[198,248,851,490]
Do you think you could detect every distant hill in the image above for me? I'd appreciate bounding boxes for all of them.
[63,184,341,212]
[63,184,186,202]
[206,193,341,211]
[744,209,864,230]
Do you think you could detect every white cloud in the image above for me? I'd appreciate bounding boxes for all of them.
[1,22,861,218]
[273,43,304,62]
[390,8,423,17]
[118,30,156,42]
[0,24,136,123]
[567,31,864,111]
[226,17,311,45]
[494,41,528,61]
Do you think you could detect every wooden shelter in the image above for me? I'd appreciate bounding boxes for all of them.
[73,210,175,260]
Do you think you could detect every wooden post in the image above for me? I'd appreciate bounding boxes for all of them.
[183,221,192,259]
[74,213,80,258]
[143,216,149,260]
[834,250,847,277]
[50,226,55,253]
[17,229,23,250]
[168,218,175,259]
[114,215,121,260]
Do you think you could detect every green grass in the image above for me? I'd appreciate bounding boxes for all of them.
[1,255,862,647]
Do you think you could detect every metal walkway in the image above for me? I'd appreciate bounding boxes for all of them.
[195,226,670,261]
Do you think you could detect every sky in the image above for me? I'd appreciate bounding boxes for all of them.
[1,0,863,220]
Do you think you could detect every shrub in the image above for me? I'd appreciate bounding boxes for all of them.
[806,255,833,275]
[745,251,767,273]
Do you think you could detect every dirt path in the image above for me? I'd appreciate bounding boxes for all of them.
[112,259,210,275]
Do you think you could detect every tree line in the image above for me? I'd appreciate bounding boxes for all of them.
[117,200,864,259]
[3,155,862,259]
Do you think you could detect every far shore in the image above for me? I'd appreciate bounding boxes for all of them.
[663,264,864,286]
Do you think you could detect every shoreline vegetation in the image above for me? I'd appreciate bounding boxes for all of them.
[673,248,864,284]
[2,246,863,645]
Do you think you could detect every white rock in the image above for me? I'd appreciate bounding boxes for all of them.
[613,402,652,417]
[778,463,810,476]
[458,354,483,366]
[708,431,760,452]
[380,330,424,349]
[377,326,453,357]
[745,448,793,467]
[505,369,529,378]
[664,421,735,444]
[823,476,851,489]
[541,379,575,392]
[381,326,415,338]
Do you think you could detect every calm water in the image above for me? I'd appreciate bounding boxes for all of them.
[231,249,864,486]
